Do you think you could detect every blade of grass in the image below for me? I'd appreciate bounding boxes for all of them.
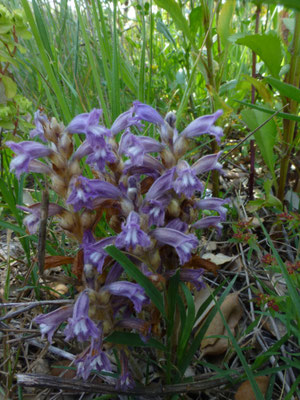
[112,0,120,119]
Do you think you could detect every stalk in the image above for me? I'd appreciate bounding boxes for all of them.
[202,0,219,196]
[277,12,300,202]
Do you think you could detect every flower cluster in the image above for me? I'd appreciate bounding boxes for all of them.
[7,102,228,387]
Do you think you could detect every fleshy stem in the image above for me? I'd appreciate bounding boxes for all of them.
[277,12,300,202]
[202,0,219,196]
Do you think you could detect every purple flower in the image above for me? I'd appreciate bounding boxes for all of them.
[86,138,116,171]
[142,196,169,227]
[116,318,151,342]
[66,108,111,145]
[67,176,122,211]
[132,101,165,126]
[17,203,64,234]
[119,130,164,165]
[64,290,100,342]
[117,350,135,390]
[75,331,111,380]
[26,160,53,175]
[191,151,223,175]
[102,281,148,313]
[124,154,164,178]
[192,216,223,235]
[6,141,53,179]
[195,197,229,220]
[115,211,150,250]
[152,228,198,265]
[83,233,116,274]
[30,110,49,142]
[165,218,188,232]
[145,168,175,200]
[166,269,205,291]
[173,160,204,198]
[180,109,223,144]
[111,110,142,135]
[105,262,123,284]
[33,305,73,343]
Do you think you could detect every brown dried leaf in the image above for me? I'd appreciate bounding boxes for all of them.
[201,292,243,355]
[235,376,270,400]
[183,255,219,276]
[202,253,235,266]
[44,255,74,270]
[49,283,69,298]
[194,284,215,328]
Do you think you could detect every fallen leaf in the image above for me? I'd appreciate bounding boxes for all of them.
[183,255,219,275]
[44,255,74,270]
[201,292,243,356]
[49,283,68,298]
[202,253,235,265]
[235,376,270,400]
[72,249,84,282]
[194,284,215,328]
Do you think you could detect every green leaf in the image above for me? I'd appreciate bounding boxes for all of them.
[265,76,300,102]
[217,0,236,46]
[254,0,300,11]
[105,331,166,351]
[177,283,195,362]
[32,0,53,60]
[189,7,202,39]
[234,100,300,122]
[241,109,277,178]
[104,245,165,317]
[1,75,17,99]
[153,0,191,41]
[156,19,176,47]
[235,31,282,77]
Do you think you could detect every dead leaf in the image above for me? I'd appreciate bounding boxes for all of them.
[194,284,215,328]
[44,255,74,270]
[201,293,243,356]
[49,283,68,298]
[202,253,235,266]
[183,255,219,276]
[235,376,270,400]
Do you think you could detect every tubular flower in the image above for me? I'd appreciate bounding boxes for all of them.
[115,211,151,250]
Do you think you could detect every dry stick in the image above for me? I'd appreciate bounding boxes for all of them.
[38,187,49,276]
[17,370,241,397]
[220,105,288,162]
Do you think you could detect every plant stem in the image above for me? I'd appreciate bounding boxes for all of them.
[277,12,300,202]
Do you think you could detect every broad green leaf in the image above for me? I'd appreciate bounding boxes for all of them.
[156,19,176,47]
[243,75,274,105]
[241,109,277,178]
[104,245,165,317]
[217,0,236,46]
[105,332,166,351]
[189,7,202,39]
[255,0,300,11]
[32,0,53,60]
[154,0,191,41]
[265,76,300,103]
[235,31,282,77]
[1,75,17,99]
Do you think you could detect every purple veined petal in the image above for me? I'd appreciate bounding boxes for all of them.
[67,176,123,212]
[66,108,102,134]
[192,216,223,236]
[142,196,169,227]
[191,151,223,176]
[86,125,111,146]
[83,236,116,274]
[102,281,148,313]
[115,318,151,343]
[181,109,224,144]
[72,140,93,160]
[123,154,164,178]
[145,167,175,200]
[117,350,135,390]
[115,211,151,251]
[165,218,188,233]
[173,160,204,198]
[195,197,229,221]
[132,100,165,126]
[152,228,198,265]
[105,262,123,284]
[166,268,205,291]
[6,141,53,179]
[34,305,73,343]
[30,110,48,142]
[86,138,116,171]
[111,110,142,135]
[17,203,64,234]
[27,160,53,175]
[64,290,100,342]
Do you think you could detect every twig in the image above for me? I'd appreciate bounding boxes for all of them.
[0,300,74,308]
[17,370,241,397]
